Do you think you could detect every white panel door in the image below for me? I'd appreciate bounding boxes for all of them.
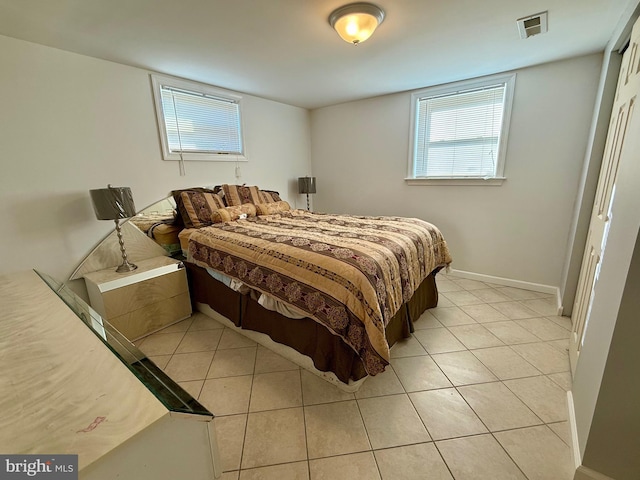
[570,18,640,374]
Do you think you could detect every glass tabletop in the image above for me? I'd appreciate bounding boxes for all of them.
[36,270,211,417]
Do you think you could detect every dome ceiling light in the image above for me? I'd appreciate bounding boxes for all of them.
[328,2,386,45]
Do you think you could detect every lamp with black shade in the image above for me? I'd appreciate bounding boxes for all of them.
[298,176,317,211]
[90,185,138,273]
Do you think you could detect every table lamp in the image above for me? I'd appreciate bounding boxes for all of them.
[90,185,138,273]
[298,176,316,211]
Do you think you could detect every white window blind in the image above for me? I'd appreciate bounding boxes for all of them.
[408,73,515,183]
[151,74,245,162]
[160,86,242,155]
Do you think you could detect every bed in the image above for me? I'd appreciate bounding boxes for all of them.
[173,185,452,388]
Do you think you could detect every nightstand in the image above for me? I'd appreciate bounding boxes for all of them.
[84,256,192,340]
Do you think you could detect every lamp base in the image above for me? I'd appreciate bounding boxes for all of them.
[114,219,138,274]
[116,260,138,273]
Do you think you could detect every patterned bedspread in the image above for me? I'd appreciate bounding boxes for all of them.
[188,210,451,375]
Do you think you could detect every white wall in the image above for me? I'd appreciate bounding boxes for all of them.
[0,34,311,282]
[310,54,603,288]
[0,34,606,291]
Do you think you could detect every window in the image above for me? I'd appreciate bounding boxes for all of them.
[407,73,515,185]
[151,74,245,162]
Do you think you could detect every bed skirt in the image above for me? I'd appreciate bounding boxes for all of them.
[185,262,440,385]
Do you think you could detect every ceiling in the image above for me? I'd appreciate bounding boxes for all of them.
[0,0,635,109]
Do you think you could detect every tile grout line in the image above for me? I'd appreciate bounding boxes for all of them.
[236,356,253,472]
[488,429,533,480]
[297,367,312,480]
[352,395,383,479]
[431,438,461,479]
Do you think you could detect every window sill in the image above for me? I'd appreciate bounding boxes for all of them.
[163,154,248,163]
[405,177,506,186]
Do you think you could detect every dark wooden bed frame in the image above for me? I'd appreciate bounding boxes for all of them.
[185,262,442,385]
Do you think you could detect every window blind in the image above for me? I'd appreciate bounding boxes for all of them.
[414,84,506,178]
[160,85,243,156]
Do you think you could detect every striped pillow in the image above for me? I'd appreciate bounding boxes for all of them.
[222,184,263,206]
[260,190,282,203]
[179,191,226,228]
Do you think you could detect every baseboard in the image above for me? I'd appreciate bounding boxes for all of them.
[447,268,564,315]
[567,390,582,470]
[556,287,564,316]
[573,466,615,480]
[568,390,616,480]
[448,268,557,294]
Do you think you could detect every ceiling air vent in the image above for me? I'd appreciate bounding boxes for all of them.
[517,11,548,39]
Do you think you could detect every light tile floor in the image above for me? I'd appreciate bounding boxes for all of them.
[136,273,575,480]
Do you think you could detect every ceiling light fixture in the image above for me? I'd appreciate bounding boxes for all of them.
[329,2,385,45]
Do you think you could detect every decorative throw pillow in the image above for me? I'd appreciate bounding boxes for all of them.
[171,187,219,227]
[255,201,291,216]
[211,203,257,223]
[259,190,282,203]
[179,191,226,228]
[221,184,263,206]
